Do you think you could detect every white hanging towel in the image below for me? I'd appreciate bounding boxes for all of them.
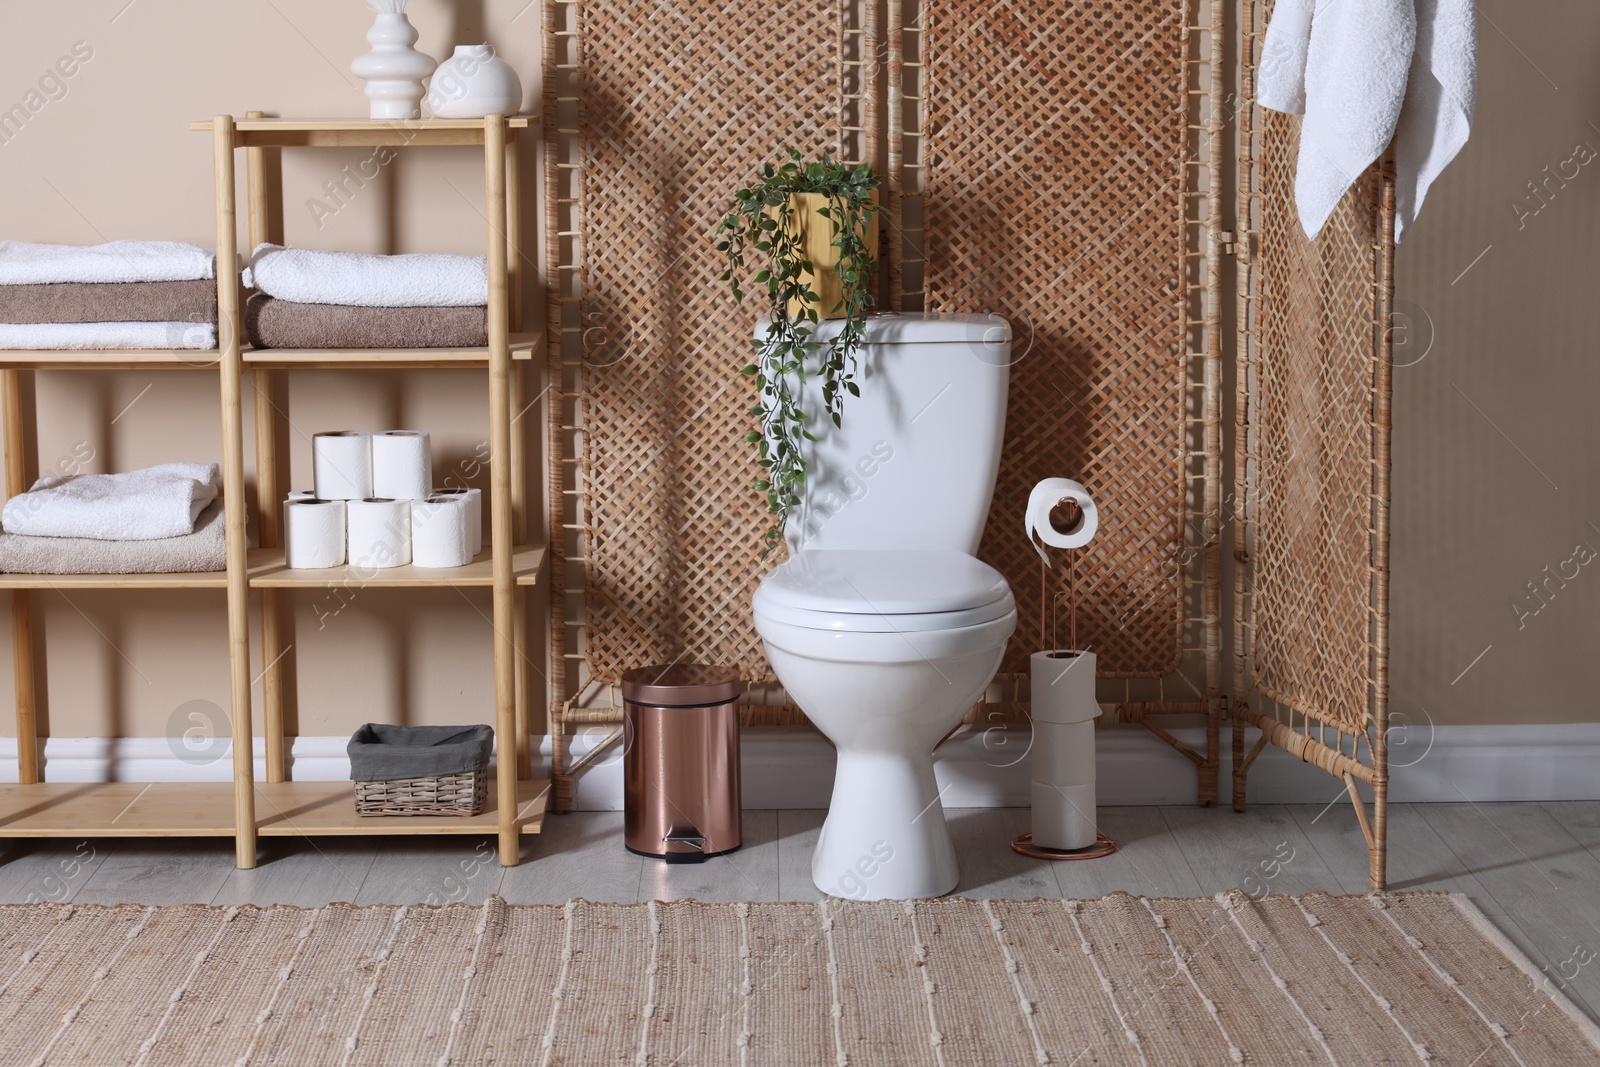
[2,463,221,541]
[1393,0,1477,240]
[1256,0,1475,242]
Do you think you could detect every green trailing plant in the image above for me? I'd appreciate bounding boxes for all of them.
[716,150,881,550]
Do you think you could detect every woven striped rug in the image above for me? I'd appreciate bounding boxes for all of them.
[0,892,1594,1065]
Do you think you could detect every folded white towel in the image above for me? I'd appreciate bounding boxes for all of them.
[2,463,221,541]
[0,321,216,350]
[0,240,216,285]
[1257,0,1474,242]
[244,244,488,308]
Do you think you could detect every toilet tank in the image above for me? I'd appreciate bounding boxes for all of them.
[756,312,1011,553]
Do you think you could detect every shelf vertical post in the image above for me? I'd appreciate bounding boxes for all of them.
[215,114,259,868]
[2,369,38,784]
[506,129,533,779]
[246,110,288,784]
[485,114,520,863]
[509,358,533,781]
[506,131,535,778]
[506,132,524,334]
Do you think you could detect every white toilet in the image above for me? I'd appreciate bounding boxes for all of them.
[751,312,1016,900]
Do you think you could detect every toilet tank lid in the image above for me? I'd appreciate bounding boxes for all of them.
[752,311,1011,346]
[757,549,1012,615]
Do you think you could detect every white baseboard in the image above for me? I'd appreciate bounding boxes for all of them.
[3,724,1597,808]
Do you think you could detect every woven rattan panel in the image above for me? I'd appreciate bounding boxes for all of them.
[1239,15,1388,734]
[552,1,851,684]
[913,0,1192,678]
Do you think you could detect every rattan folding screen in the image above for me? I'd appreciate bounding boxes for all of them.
[545,0,1394,881]
[1233,0,1397,889]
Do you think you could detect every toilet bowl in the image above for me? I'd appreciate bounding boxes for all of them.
[749,312,1015,900]
[754,549,1015,898]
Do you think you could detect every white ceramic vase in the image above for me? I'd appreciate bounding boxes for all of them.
[427,44,522,118]
[350,12,437,120]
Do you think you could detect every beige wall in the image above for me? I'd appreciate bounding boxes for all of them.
[1387,3,1600,725]
[0,0,547,741]
[0,0,1593,740]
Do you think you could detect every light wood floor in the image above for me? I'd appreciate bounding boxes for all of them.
[3,802,1598,1021]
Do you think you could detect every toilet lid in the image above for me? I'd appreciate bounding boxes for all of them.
[754,549,1014,633]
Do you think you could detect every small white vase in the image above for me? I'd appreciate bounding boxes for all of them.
[427,44,522,118]
[350,12,437,120]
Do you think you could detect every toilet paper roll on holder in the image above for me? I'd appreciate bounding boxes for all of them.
[1038,496,1082,654]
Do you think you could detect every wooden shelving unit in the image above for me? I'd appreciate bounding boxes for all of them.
[1,114,547,869]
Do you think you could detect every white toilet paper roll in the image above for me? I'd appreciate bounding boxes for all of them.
[372,430,433,501]
[1025,478,1098,563]
[1032,718,1098,789]
[410,495,471,568]
[433,487,482,556]
[284,498,346,569]
[347,497,412,569]
[1031,780,1099,852]
[282,489,319,544]
[1030,650,1100,725]
[313,431,373,501]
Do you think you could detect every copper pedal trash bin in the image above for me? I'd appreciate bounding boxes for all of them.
[621,664,742,862]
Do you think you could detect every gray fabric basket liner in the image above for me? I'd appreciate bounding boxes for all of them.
[347,723,493,781]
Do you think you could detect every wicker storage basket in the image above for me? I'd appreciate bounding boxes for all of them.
[353,770,487,817]
[348,724,493,817]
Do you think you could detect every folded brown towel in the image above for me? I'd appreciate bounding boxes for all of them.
[0,499,225,574]
[245,293,488,349]
[0,279,217,325]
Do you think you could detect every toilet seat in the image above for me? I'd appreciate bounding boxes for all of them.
[754,549,1014,633]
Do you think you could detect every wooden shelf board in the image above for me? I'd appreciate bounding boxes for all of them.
[248,544,545,588]
[0,779,547,838]
[0,332,543,371]
[0,782,240,837]
[243,331,543,368]
[0,570,227,590]
[256,779,547,837]
[192,116,535,149]
[0,351,223,369]
[0,545,545,592]
[192,117,535,131]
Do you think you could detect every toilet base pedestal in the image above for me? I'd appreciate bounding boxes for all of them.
[812,748,958,900]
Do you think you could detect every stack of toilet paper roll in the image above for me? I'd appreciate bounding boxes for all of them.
[1029,650,1101,851]
[282,430,483,569]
